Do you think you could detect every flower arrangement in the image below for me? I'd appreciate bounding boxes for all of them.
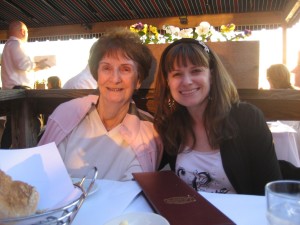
[130,22,160,44]
[129,21,251,44]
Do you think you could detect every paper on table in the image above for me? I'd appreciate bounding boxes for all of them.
[267,121,296,133]
[73,179,142,225]
[201,192,268,225]
[0,142,75,210]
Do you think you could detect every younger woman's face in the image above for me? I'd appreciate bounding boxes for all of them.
[167,59,211,110]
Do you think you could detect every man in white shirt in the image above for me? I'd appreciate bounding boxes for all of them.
[1,21,49,89]
[63,42,97,89]
[63,65,97,89]
[0,21,48,148]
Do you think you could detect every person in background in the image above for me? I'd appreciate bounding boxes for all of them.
[63,42,97,89]
[63,65,97,89]
[47,76,61,89]
[154,38,282,195]
[292,65,300,89]
[267,64,295,89]
[267,63,300,167]
[291,51,300,88]
[38,27,162,180]
[0,21,49,148]
[37,76,62,126]
[1,21,49,90]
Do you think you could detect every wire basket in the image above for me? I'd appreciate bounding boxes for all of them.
[0,167,98,225]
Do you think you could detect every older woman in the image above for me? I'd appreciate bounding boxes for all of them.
[39,28,162,180]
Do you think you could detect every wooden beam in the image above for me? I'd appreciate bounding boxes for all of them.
[282,23,287,64]
[283,0,300,24]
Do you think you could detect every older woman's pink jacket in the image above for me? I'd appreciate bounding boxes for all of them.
[38,95,163,172]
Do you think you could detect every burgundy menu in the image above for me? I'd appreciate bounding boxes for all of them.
[133,171,236,225]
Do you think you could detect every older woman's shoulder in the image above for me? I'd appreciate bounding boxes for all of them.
[51,95,98,119]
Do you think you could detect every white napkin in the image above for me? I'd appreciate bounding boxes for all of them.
[201,192,268,225]
[0,142,75,210]
[73,179,142,225]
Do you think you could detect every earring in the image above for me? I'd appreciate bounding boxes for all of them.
[168,98,175,109]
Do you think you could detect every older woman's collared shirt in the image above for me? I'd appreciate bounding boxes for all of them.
[38,95,163,177]
[58,106,142,181]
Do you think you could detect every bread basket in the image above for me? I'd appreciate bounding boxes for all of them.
[0,167,98,225]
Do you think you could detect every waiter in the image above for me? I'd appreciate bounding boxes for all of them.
[1,21,49,148]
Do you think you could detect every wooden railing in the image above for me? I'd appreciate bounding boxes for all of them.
[1,89,300,149]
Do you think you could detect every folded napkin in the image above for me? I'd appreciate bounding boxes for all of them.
[0,142,75,210]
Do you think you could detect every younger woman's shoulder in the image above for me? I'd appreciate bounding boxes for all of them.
[230,102,266,123]
[232,101,262,114]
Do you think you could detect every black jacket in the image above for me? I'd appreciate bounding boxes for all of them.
[160,102,282,195]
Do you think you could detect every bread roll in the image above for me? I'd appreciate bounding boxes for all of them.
[0,170,39,219]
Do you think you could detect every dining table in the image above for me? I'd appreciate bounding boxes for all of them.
[72,179,268,225]
[268,121,300,167]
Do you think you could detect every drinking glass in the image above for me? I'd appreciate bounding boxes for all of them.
[266,180,300,225]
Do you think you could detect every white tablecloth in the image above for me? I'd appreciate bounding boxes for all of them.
[73,179,268,225]
[268,121,300,167]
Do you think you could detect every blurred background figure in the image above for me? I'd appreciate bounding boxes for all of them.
[47,76,61,89]
[267,64,295,89]
[292,65,300,88]
[1,20,48,148]
[63,42,97,89]
[63,65,97,89]
[291,51,300,88]
[267,63,300,162]
[1,21,49,90]
[291,51,300,89]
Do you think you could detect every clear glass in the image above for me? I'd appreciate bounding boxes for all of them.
[266,180,300,225]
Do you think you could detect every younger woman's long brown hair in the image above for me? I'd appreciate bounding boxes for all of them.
[154,39,239,155]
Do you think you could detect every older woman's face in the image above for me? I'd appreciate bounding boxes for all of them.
[97,52,140,105]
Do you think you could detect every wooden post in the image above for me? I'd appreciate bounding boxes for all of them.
[282,23,287,64]
[11,99,39,148]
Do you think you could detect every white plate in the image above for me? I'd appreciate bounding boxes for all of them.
[72,178,99,196]
[104,212,170,225]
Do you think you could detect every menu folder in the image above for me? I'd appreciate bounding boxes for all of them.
[133,171,236,225]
